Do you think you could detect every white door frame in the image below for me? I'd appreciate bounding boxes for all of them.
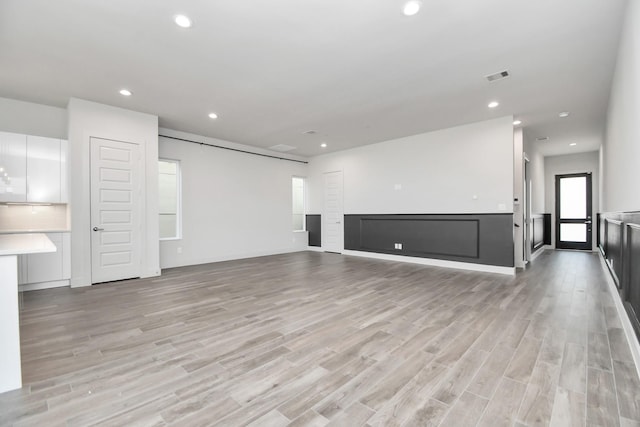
[90,137,142,284]
[323,170,344,253]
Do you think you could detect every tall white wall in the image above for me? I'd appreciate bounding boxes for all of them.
[158,129,308,269]
[0,97,67,138]
[603,0,640,213]
[544,151,600,250]
[308,117,514,215]
[514,128,525,267]
[524,131,546,214]
[67,98,160,287]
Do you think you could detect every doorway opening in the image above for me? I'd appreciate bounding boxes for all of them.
[555,173,592,250]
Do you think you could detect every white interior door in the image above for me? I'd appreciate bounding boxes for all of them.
[90,137,141,284]
[323,171,344,253]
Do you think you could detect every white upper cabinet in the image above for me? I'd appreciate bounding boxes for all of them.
[0,132,27,202]
[27,136,61,203]
[0,132,67,203]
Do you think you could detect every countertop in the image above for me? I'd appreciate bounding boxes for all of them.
[0,233,57,256]
[0,229,70,234]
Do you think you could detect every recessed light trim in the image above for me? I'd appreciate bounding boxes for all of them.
[403,1,422,16]
[208,112,218,119]
[513,120,522,126]
[320,143,327,148]
[559,111,570,118]
[488,101,500,109]
[119,89,132,96]
[536,136,550,142]
[174,14,192,28]
[570,143,577,146]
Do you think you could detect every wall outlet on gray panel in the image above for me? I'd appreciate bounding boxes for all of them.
[394,243,403,250]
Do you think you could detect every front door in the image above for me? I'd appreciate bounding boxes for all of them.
[323,171,344,253]
[90,137,142,283]
[555,173,592,250]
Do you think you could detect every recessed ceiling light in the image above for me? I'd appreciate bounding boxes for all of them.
[208,112,218,119]
[488,101,500,109]
[321,143,327,148]
[536,136,550,142]
[403,1,422,16]
[303,130,317,135]
[559,111,570,118]
[174,15,192,28]
[570,143,577,146]
[513,120,522,126]
[119,89,132,96]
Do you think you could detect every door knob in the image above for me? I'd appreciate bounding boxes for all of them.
[93,227,104,231]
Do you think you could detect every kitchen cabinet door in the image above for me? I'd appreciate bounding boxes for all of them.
[26,233,63,284]
[27,136,61,203]
[0,132,27,202]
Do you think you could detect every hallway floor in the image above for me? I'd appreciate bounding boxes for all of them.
[1,250,639,426]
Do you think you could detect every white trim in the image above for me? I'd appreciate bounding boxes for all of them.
[531,246,549,261]
[598,251,640,380]
[19,279,69,292]
[306,246,325,252]
[342,250,516,275]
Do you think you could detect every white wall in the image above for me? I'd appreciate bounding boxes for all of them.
[308,117,515,215]
[544,151,600,250]
[67,98,159,287]
[0,97,67,139]
[524,131,546,214]
[513,128,525,267]
[603,0,640,213]
[158,129,308,269]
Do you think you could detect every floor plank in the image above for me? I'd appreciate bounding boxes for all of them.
[0,250,636,426]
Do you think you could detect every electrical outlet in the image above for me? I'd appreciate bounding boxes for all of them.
[394,243,403,250]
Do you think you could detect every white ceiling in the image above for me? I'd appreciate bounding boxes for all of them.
[0,0,628,157]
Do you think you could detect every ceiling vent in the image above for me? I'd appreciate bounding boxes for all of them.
[269,144,296,152]
[485,70,510,82]
[536,136,550,142]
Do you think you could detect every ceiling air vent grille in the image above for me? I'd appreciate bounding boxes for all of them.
[485,70,510,82]
[269,144,296,152]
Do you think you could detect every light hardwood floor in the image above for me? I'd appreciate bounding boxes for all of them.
[1,250,639,426]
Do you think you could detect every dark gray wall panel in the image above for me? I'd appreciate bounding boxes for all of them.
[606,218,624,287]
[532,215,544,250]
[543,213,552,245]
[345,214,514,267]
[600,211,640,340]
[626,223,640,335]
[306,215,321,247]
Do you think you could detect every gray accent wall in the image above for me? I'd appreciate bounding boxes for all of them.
[600,211,640,339]
[344,214,514,267]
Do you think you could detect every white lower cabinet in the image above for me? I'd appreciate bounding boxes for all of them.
[18,232,70,290]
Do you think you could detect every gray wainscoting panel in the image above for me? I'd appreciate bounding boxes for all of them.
[532,215,545,251]
[306,215,321,247]
[599,211,640,340]
[605,218,624,287]
[345,214,514,267]
[626,223,640,334]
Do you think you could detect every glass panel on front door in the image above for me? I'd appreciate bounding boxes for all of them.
[556,173,592,250]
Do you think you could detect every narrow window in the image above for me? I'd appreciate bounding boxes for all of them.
[159,159,181,240]
[292,176,305,231]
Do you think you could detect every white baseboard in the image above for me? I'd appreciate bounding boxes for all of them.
[341,250,515,275]
[598,252,640,380]
[306,246,324,252]
[531,246,549,261]
[19,279,69,292]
